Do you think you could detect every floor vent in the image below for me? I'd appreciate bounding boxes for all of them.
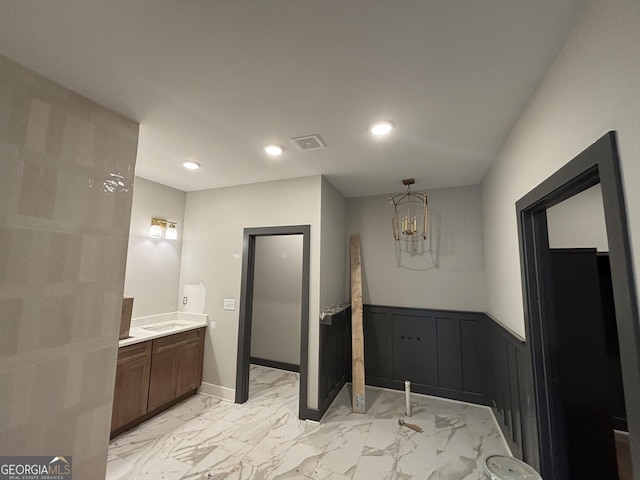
[290,134,326,151]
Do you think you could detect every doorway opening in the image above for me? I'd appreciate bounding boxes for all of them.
[545,181,628,476]
[235,225,311,420]
[516,132,640,479]
[250,234,303,373]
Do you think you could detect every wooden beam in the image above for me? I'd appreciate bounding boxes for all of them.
[350,235,366,413]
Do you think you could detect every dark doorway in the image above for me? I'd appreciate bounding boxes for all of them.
[516,132,640,479]
[547,248,625,477]
[234,225,311,420]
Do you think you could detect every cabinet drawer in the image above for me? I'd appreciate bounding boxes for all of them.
[118,341,152,365]
[152,328,203,354]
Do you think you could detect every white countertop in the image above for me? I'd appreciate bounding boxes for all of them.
[119,312,208,347]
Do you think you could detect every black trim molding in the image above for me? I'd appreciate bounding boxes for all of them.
[516,132,640,477]
[250,357,299,373]
[235,225,311,421]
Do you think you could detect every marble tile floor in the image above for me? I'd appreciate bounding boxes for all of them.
[106,365,510,480]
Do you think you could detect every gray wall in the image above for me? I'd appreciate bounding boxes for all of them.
[250,235,303,365]
[547,183,608,252]
[320,177,348,308]
[0,55,138,478]
[482,0,640,337]
[124,177,186,318]
[346,185,487,312]
[180,175,323,406]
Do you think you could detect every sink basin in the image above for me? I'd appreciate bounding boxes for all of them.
[140,321,191,332]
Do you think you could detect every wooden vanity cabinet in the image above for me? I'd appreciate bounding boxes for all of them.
[110,327,205,438]
[111,341,152,433]
[148,328,205,413]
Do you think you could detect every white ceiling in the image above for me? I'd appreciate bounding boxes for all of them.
[0,1,587,197]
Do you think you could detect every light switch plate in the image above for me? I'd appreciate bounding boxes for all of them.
[223,299,236,311]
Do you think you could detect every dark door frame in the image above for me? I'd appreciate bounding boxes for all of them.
[234,225,311,420]
[516,131,640,478]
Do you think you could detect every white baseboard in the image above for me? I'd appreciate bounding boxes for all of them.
[198,382,235,402]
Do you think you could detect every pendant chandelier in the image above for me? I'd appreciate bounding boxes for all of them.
[389,178,428,241]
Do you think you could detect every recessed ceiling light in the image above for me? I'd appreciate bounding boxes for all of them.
[182,160,201,170]
[263,144,284,156]
[369,120,395,136]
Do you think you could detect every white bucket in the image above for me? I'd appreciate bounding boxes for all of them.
[483,455,542,480]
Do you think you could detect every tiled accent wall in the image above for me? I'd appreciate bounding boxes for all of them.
[0,55,138,479]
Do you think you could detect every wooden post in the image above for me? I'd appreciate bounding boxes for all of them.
[350,235,365,413]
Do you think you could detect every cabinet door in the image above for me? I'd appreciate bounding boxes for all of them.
[111,356,151,431]
[177,339,204,397]
[147,347,180,412]
[392,314,437,387]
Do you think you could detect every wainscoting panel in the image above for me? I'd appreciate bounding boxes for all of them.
[461,318,485,396]
[317,305,352,418]
[363,305,489,405]
[364,309,392,383]
[392,315,437,386]
[487,317,535,463]
[317,304,536,466]
[437,316,463,391]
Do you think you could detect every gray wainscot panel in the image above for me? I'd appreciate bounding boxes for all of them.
[362,305,489,405]
[317,303,535,467]
[362,305,534,465]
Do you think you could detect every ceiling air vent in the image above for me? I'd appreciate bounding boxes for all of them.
[290,134,326,151]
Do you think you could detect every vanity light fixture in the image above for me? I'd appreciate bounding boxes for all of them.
[148,218,163,238]
[182,160,201,170]
[148,217,179,240]
[263,144,284,156]
[165,222,178,240]
[389,178,428,241]
[369,120,395,136]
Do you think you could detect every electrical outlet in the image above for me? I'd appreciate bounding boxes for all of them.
[223,299,236,311]
[183,296,188,305]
